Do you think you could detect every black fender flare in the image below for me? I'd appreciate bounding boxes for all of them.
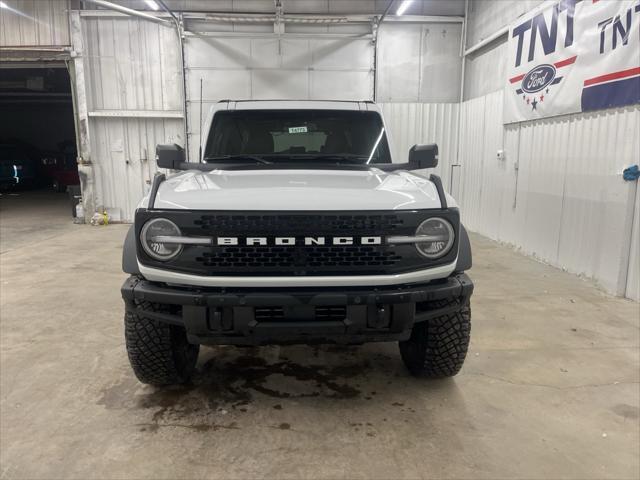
[122,225,140,275]
[455,224,472,272]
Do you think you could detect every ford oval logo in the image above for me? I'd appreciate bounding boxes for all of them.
[521,64,556,93]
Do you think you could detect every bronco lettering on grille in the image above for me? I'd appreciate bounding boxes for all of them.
[215,236,382,246]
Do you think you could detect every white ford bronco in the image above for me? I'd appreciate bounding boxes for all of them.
[121,100,473,386]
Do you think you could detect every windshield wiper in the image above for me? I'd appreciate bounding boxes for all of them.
[204,154,272,165]
[283,154,369,164]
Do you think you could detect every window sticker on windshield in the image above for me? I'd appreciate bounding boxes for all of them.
[288,126,308,134]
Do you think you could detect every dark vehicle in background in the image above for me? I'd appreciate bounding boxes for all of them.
[40,141,79,192]
[0,144,37,190]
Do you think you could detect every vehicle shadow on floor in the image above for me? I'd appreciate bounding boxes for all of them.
[110,344,468,434]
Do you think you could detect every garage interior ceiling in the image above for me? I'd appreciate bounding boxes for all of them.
[91,1,466,16]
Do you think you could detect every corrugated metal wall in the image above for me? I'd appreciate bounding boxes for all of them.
[81,17,183,112]
[380,102,459,190]
[78,15,184,221]
[0,0,70,47]
[465,0,542,47]
[184,32,375,161]
[459,0,640,300]
[456,89,640,296]
[376,22,462,103]
[89,118,182,220]
[626,185,640,301]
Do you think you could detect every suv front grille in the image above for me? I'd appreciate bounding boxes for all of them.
[253,306,347,322]
[196,245,401,269]
[135,209,460,277]
[254,306,285,322]
[195,214,404,235]
[314,306,347,321]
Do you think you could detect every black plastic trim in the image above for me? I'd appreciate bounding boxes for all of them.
[455,224,472,272]
[122,226,140,275]
[147,172,166,210]
[173,161,420,172]
[429,174,447,209]
[121,273,473,346]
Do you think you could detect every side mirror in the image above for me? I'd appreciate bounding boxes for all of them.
[156,144,184,169]
[408,144,438,170]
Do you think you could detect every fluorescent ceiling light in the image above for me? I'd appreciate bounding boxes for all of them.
[0,1,8,9]
[396,0,413,16]
[145,0,159,10]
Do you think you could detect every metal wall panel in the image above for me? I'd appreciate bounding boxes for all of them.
[457,93,487,227]
[380,102,459,191]
[463,38,507,101]
[456,88,640,297]
[82,17,182,111]
[90,117,183,221]
[184,35,374,160]
[79,15,185,222]
[376,22,462,103]
[465,0,543,48]
[0,0,70,47]
[626,186,640,301]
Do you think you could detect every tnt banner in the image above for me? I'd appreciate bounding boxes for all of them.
[504,0,640,124]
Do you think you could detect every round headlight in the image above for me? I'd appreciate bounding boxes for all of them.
[140,218,182,261]
[414,218,455,259]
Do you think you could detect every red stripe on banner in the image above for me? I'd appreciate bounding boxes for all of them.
[510,56,577,83]
[584,67,640,87]
[554,56,577,68]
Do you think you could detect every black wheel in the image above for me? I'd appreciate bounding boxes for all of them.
[124,301,199,386]
[399,300,471,378]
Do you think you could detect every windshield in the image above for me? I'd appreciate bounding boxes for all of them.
[203,109,391,164]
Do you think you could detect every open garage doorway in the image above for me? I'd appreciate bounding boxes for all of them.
[0,64,80,227]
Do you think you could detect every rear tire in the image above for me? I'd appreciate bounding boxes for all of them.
[124,301,199,386]
[399,301,471,378]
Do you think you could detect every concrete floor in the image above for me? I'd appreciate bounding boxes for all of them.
[1,191,639,480]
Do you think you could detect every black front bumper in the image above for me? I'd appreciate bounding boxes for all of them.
[121,273,473,346]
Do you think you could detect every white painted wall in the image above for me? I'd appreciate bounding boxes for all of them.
[376,22,462,103]
[465,0,543,48]
[184,33,375,161]
[77,15,184,221]
[626,185,640,301]
[380,102,459,190]
[454,90,640,295]
[0,0,70,47]
[453,0,640,299]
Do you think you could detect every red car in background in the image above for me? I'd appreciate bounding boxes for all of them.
[40,140,79,192]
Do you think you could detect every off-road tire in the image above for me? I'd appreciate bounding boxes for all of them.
[124,301,199,386]
[399,300,471,378]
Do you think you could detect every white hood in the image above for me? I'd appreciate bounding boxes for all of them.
[144,168,455,211]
